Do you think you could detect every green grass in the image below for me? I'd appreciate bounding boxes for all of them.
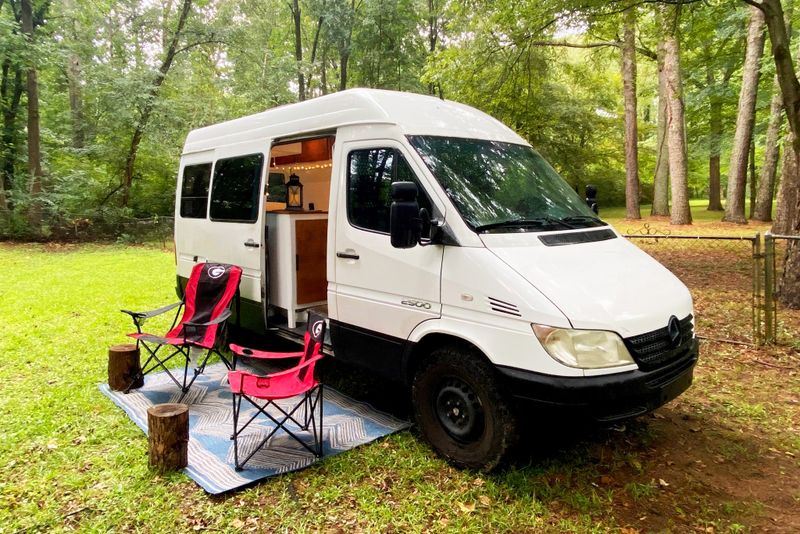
[0,239,797,532]
[601,198,777,233]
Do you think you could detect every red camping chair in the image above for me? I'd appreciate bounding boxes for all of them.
[230,310,327,365]
[227,313,327,471]
[121,262,242,401]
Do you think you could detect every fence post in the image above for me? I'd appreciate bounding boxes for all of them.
[764,232,776,344]
[752,233,763,345]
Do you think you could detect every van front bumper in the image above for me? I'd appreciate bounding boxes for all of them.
[497,339,699,423]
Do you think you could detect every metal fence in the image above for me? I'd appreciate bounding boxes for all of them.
[764,233,800,345]
[46,215,175,245]
[624,225,762,345]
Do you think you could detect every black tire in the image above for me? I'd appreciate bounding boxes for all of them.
[411,345,518,470]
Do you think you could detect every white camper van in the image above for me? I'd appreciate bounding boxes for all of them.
[174,89,699,468]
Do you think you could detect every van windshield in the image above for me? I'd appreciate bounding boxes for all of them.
[408,136,606,233]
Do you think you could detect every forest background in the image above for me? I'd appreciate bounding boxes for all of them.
[1,0,799,242]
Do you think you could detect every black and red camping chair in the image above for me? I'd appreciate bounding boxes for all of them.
[228,312,327,471]
[121,262,242,401]
[229,310,327,366]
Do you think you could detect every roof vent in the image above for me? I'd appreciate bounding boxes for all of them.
[488,297,521,317]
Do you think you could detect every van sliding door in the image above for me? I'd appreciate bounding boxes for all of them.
[180,139,270,332]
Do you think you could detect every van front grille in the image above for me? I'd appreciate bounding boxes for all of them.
[624,315,694,371]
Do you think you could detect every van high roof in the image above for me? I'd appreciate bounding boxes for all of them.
[182,88,528,155]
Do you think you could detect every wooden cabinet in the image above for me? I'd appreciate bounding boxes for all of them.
[266,212,328,327]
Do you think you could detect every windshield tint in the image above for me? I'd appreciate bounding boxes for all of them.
[408,136,606,233]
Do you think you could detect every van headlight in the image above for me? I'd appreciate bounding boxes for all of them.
[532,325,635,369]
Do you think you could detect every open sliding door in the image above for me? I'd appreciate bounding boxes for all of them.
[175,139,270,332]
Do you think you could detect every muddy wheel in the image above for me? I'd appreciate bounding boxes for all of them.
[412,345,517,470]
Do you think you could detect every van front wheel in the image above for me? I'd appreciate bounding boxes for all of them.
[412,346,517,470]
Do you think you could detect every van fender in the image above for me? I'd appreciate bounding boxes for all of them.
[402,316,583,382]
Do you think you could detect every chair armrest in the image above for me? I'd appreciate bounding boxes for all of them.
[229,343,304,360]
[184,308,232,328]
[121,301,182,319]
[265,355,324,380]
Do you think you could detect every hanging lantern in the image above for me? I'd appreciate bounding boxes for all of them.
[285,173,303,210]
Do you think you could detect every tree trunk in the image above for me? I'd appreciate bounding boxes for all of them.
[291,0,305,101]
[339,0,356,92]
[427,0,440,96]
[120,0,193,208]
[774,131,799,234]
[107,344,142,391]
[749,132,757,218]
[652,34,670,216]
[1,62,23,213]
[66,53,85,149]
[21,0,43,232]
[340,49,349,91]
[754,0,800,307]
[724,6,766,224]
[622,8,640,219]
[321,46,328,95]
[706,45,724,212]
[754,80,783,221]
[663,21,691,225]
[147,403,189,471]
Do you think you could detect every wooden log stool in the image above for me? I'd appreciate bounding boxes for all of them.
[147,403,189,471]
[108,343,143,391]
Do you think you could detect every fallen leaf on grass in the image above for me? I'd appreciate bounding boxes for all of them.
[231,518,245,529]
[658,478,670,488]
[620,528,640,534]
[457,502,476,514]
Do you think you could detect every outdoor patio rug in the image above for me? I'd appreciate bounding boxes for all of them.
[99,362,410,494]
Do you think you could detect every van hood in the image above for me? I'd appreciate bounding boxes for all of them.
[482,231,693,337]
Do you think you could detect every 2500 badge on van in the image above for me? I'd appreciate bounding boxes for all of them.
[174,89,699,469]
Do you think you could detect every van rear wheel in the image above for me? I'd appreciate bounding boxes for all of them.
[412,345,517,470]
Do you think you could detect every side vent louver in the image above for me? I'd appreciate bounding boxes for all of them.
[488,297,521,317]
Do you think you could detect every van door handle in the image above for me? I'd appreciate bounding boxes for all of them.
[244,239,260,248]
[336,251,359,260]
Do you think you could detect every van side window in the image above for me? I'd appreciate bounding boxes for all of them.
[210,153,264,222]
[179,163,212,218]
[347,148,431,233]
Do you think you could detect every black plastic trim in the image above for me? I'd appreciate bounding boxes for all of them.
[538,228,617,247]
[329,319,408,381]
[496,339,699,422]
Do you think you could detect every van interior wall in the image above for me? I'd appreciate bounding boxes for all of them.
[267,165,332,211]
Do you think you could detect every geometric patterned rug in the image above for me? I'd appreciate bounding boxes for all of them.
[99,362,410,494]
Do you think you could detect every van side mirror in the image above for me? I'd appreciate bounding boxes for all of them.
[390,182,421,249]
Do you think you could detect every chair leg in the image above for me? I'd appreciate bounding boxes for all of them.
[233,393,242,471]
[317,385,324,458]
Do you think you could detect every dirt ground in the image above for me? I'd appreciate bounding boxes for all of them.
[595,233,800,532]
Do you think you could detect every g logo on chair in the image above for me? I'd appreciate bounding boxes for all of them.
[312,320,325,339]
[207,265,226,279]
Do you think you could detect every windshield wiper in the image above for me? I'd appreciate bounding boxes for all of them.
[559,215,607,227]
[475,217,576,233]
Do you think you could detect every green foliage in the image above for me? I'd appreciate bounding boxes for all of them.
[1,0,797,238]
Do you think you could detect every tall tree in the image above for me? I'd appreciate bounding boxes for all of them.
[773,131,799,233]
[290,0,306,101]
[622,7,640,219]
[120,0,193,208]
[743,0,800,307]
[663,5,691,225]
[21,0,44,231]
[753,79,782,221]
[724,6,766,224]
[652,28,670,216]
[754,0,794,222]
